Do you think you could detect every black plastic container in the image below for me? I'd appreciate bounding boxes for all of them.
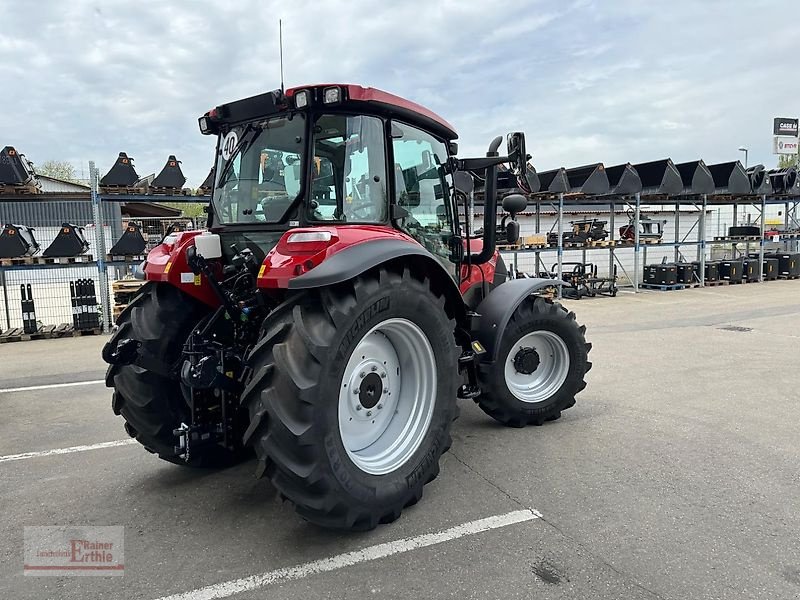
[719,259,744,283]
[741,257,760,282]
[675,262,695,284]
[770,252,800,278]
[643,264,678,286]
[691,260,719,281]
[762,257,780,280]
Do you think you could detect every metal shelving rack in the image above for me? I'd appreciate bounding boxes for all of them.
[0,164,211,331]
[502,191,800,297]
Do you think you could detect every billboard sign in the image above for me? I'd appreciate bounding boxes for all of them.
[773,118,798,137]
[773,136,799,155]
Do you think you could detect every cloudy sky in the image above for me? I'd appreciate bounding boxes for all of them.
[2,0,797,187]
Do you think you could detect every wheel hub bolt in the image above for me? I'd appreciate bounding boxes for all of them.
[380,372,386,378]
[366,411,372,416]
[360,371,366,378]
[356,405,362,411]
[371,365,377,372]
[383,388,389,394]
[377,404,383,410]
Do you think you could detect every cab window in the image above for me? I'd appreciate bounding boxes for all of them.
[391,122,454,263]
[308,114,387,223]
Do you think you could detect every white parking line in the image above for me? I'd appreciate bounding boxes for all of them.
[0,379,105,394]
[0,439,136,464]
[154,509,541,600]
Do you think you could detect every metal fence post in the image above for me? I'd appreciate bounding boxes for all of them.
[90,162,112,332]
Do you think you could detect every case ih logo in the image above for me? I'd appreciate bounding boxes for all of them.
[774,117,799,137]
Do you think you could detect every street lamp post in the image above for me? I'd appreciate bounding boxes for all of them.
[738,146,748,168]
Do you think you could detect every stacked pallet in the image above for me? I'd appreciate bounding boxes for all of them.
[112,278,146,321]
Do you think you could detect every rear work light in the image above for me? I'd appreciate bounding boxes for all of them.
[279,230,337,254]
[323,86,342,104]
[294,89,309,108]
[287,231,332,244]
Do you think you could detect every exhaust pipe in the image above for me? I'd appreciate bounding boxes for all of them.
[470,136,503,265]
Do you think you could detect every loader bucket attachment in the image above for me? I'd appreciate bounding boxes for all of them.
[100,152,139,187]
[565,163,609,195]
[43,223,90,257]
[538,167,570,193]
[109,222,146,255]
[707,161,751,195]
[151,155,187,189]
[0,223,39,258]
[198,167,214,195]
[605,163,642,194]
[746,165,772,194]
[632,159,683,196]
[675,160,715,195]
[0,146,37,186]
[767,167,797,193]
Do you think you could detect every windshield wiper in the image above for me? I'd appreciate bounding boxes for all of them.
[216,124,260,187]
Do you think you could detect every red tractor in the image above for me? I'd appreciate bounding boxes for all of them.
[103,84,591,530]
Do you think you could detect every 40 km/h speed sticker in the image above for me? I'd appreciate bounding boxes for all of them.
[221,130,239,161]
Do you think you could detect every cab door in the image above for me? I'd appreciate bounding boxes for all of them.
[390,121,458,276]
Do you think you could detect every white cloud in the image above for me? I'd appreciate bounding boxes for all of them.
[0,0,796,186]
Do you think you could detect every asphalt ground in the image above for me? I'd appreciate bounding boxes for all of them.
[1,280,799,599]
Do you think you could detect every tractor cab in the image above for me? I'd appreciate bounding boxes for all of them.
[198,84,528,284]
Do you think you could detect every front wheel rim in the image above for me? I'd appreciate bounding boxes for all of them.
[504,330,570,403]
[338,318,437,475]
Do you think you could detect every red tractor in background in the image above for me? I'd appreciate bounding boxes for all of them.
[103,84,591,530]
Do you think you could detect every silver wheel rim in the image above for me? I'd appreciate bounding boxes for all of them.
[504,330,570,403]
[338,318,437,475]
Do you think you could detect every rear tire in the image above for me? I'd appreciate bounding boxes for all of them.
[242,265,459,530]
[476,296,591,427]
[103,282,242,467]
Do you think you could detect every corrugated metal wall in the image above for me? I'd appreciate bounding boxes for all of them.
[0,200,122,241]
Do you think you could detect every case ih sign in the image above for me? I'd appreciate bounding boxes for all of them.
[773,118,799,137]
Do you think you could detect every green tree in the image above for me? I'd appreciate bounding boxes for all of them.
[37,160,80,182]
[777,154,799,168]
[160,201,208,219]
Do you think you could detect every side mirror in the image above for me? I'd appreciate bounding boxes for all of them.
[502,193,528,216]
[507,132,527,175]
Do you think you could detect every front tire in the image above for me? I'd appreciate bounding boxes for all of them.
[242,265,460,530]
[476,296,591,427]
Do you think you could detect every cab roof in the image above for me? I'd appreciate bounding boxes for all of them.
[204,84,458,141]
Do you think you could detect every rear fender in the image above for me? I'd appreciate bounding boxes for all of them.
[259,228,466,324]
[475,278,563,362]
[143,231,222,308]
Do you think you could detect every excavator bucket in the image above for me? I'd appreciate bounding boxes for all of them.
[197,167,214,195]
[0,146,38,188]
[674,160,715,195]
[109,222,146,255]
[0,223,39,258]
[767,167,797,193]
[100,152,139,187]
[707,161,751,195]
[151,155,187,189]
[537,167,570,193]
[43,223,90,257]
[605,163,642,195]
[566,163,609,195]
[746,165,772,194]
[632,159,683,196]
